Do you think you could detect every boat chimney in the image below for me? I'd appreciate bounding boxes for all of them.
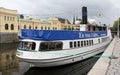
[82,6,88,24]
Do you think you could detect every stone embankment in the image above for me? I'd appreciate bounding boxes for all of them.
[88,38,120,75]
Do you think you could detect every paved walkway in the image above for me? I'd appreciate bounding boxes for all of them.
[106,38,120,75]
[88,38,120,75]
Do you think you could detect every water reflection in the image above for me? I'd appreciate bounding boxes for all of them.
[0,43,101,75]
[0,43,19,75]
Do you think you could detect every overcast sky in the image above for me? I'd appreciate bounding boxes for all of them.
[0,0,120,26]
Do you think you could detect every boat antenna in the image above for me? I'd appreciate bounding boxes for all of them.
[73,16,76,24]
[97,10,102,25]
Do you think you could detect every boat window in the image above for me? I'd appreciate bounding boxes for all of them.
[103,27,106,31]
[39,42,63,51]
[84,41,86,46]
[74,41,77,48]
[55,42,63,50]
[91,40,93,45]
[81,41,83,47]
[49,43,55,50]
[78,41,80,47]
[89,40,91,45]
[70,42,73,48]
[18,41,36,51]
[87,40,89,46]
[40,42,49,50]
[93,26,95,31]
[98,39,100,43]
[102,38,104,42]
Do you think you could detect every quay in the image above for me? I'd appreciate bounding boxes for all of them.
[88,37,120,75]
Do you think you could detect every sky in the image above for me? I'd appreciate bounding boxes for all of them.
[0,0,120,26]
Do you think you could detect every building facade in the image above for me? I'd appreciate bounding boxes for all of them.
[0,7,18,33]
[19,16,79,30]
[0,7,18,43]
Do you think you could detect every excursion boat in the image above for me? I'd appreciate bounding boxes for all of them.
[16,7,112,67]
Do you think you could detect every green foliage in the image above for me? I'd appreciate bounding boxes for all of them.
[112,19,120,30]
[19,14,24,19]
[29,18,33,20]
[113,20,118,29]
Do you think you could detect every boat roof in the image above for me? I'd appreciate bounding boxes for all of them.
[20,29,107,41]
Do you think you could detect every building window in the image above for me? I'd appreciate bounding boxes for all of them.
[7,16,9,21]
[53,22,57,25]
[35,26,37,29]
[45,26,47,30]
[11,17,13,21]
[4,16,6,20]
[5,24,9,30]
[48,27,50,30]
[41,26,43,30]
[18,25,20,30]
[29,25,31,29]
[24,25,26,29]
[13,17,15,21]
[11,24,14,30]
[55,27,57,30]
[10,17,12,21]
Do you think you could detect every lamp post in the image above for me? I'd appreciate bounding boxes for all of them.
[18,14,21,37]
[118,18,119,38]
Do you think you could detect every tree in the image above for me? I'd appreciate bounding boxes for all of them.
[112,19,120,30]
[19,14,24,19]
[29,18,33,20]
[113,20,118,30]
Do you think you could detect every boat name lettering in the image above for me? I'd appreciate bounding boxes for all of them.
[79,33,85,38]
[79,32,106,38]
[100,34,106,36]
[91,33,99,37]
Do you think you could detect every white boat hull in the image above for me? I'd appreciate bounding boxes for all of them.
[17,40,111,67]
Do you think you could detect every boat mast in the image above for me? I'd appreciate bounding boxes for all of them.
[97,10,102,26]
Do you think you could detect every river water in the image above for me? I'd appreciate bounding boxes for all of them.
[0,43,101,75]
